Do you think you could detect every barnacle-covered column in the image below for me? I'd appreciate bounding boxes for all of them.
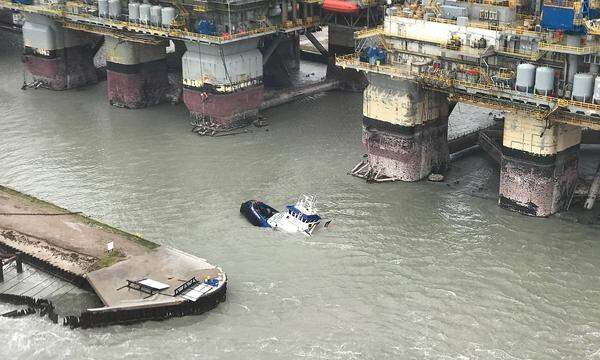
[105,36,169,108]
[499,110,582,216]
[22,14,99,90]
[362,73,449,181]
[182,39,263,131]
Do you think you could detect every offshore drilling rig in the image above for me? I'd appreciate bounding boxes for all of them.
[0,0,381,128]
[340,0,600,217]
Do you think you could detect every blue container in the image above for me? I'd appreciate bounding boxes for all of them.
[540,5,584,33]
[204,278,219,287]
[196,20,217,35]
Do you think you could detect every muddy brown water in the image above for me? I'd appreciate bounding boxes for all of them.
[1,34,600,359]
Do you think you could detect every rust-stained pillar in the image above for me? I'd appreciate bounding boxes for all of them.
[22,14,99,90]
[105,36,170,108]
[182,39,264,132]
[361,73,449,181]
[499,110,582,217]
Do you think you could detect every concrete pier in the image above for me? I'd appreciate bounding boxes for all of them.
[105,36,170,109]
[361,73,450,181]
[182,39,264,131]
[499,111,582,217]
[22,14,99,90]
[0,186,226,328]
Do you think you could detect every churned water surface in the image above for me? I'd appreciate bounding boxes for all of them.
[1,35,600,359]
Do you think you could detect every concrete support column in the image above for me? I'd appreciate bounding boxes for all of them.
[22,14,99,90]
[182,39,264,131]
[362,73,450,181]
[263,34,300,87]
[105,36,169,108]
[499,110,582,217]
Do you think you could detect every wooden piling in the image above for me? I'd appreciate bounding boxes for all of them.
[0,259,3,283]
[16,252,22,273]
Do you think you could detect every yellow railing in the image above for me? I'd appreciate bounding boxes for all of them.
[538,41,600,54]
[390,12,545,38]
[354,26,383,39]
[0,0,321,44]
[585,20,600,35]
[335,54,416,78]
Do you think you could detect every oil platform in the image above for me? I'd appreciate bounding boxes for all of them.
[340,0,600,217]
[0,0,381,129]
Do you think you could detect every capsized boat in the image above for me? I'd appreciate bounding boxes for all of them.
[268,195,331,236]
[240,195,331,236]
[240,200,279,227]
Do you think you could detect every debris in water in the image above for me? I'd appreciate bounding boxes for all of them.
[428,173,444,182]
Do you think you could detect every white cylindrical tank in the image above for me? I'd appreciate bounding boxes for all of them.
[128,2,140,22]
[572,73,594,102]
[150,5,162,26]
[98,0,109,17]
[161,7,176,27]
[108,0,121,18]
[516,63,536,93]
[139,3,150,24]
[593,76,600,104]
[534,66,555,95]
[269,5,281,17]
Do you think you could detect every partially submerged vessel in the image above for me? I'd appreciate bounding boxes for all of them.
[239,200,279,227]
[240,195,331,236]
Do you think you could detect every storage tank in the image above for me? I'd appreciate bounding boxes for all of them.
[534,66,555,95]
[572,73,594,102]
[108,0,121,18]
[269,5,281,17]
[593,76,600,104]
[161,7,176,27]
[98,0,109,17]
[128,2,140,22]
[139,3,150,24]
[516,63,536,93]
[150,5,162,26]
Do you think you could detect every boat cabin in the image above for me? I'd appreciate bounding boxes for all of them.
[286,205,321,225]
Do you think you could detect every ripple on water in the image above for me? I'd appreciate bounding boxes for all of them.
[1,32,600,359]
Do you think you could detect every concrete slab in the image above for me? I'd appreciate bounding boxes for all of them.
[86,247,224,308]
[0,186,227,326]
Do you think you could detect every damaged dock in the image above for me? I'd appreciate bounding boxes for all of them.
[0,186,226,328]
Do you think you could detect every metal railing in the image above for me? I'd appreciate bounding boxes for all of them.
[538,40,600,54]
[336,54,416,78]
[354,26,384,39]
[0,0,320,44]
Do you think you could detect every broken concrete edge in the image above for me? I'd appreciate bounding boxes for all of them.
[0,185,159,251]
[0,242,90,288]
[0,293,59,324]
[0,242,228,329]
[64,283,227,329]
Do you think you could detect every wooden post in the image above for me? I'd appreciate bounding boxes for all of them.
[16,252,23,274]
[0,259,4,283]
